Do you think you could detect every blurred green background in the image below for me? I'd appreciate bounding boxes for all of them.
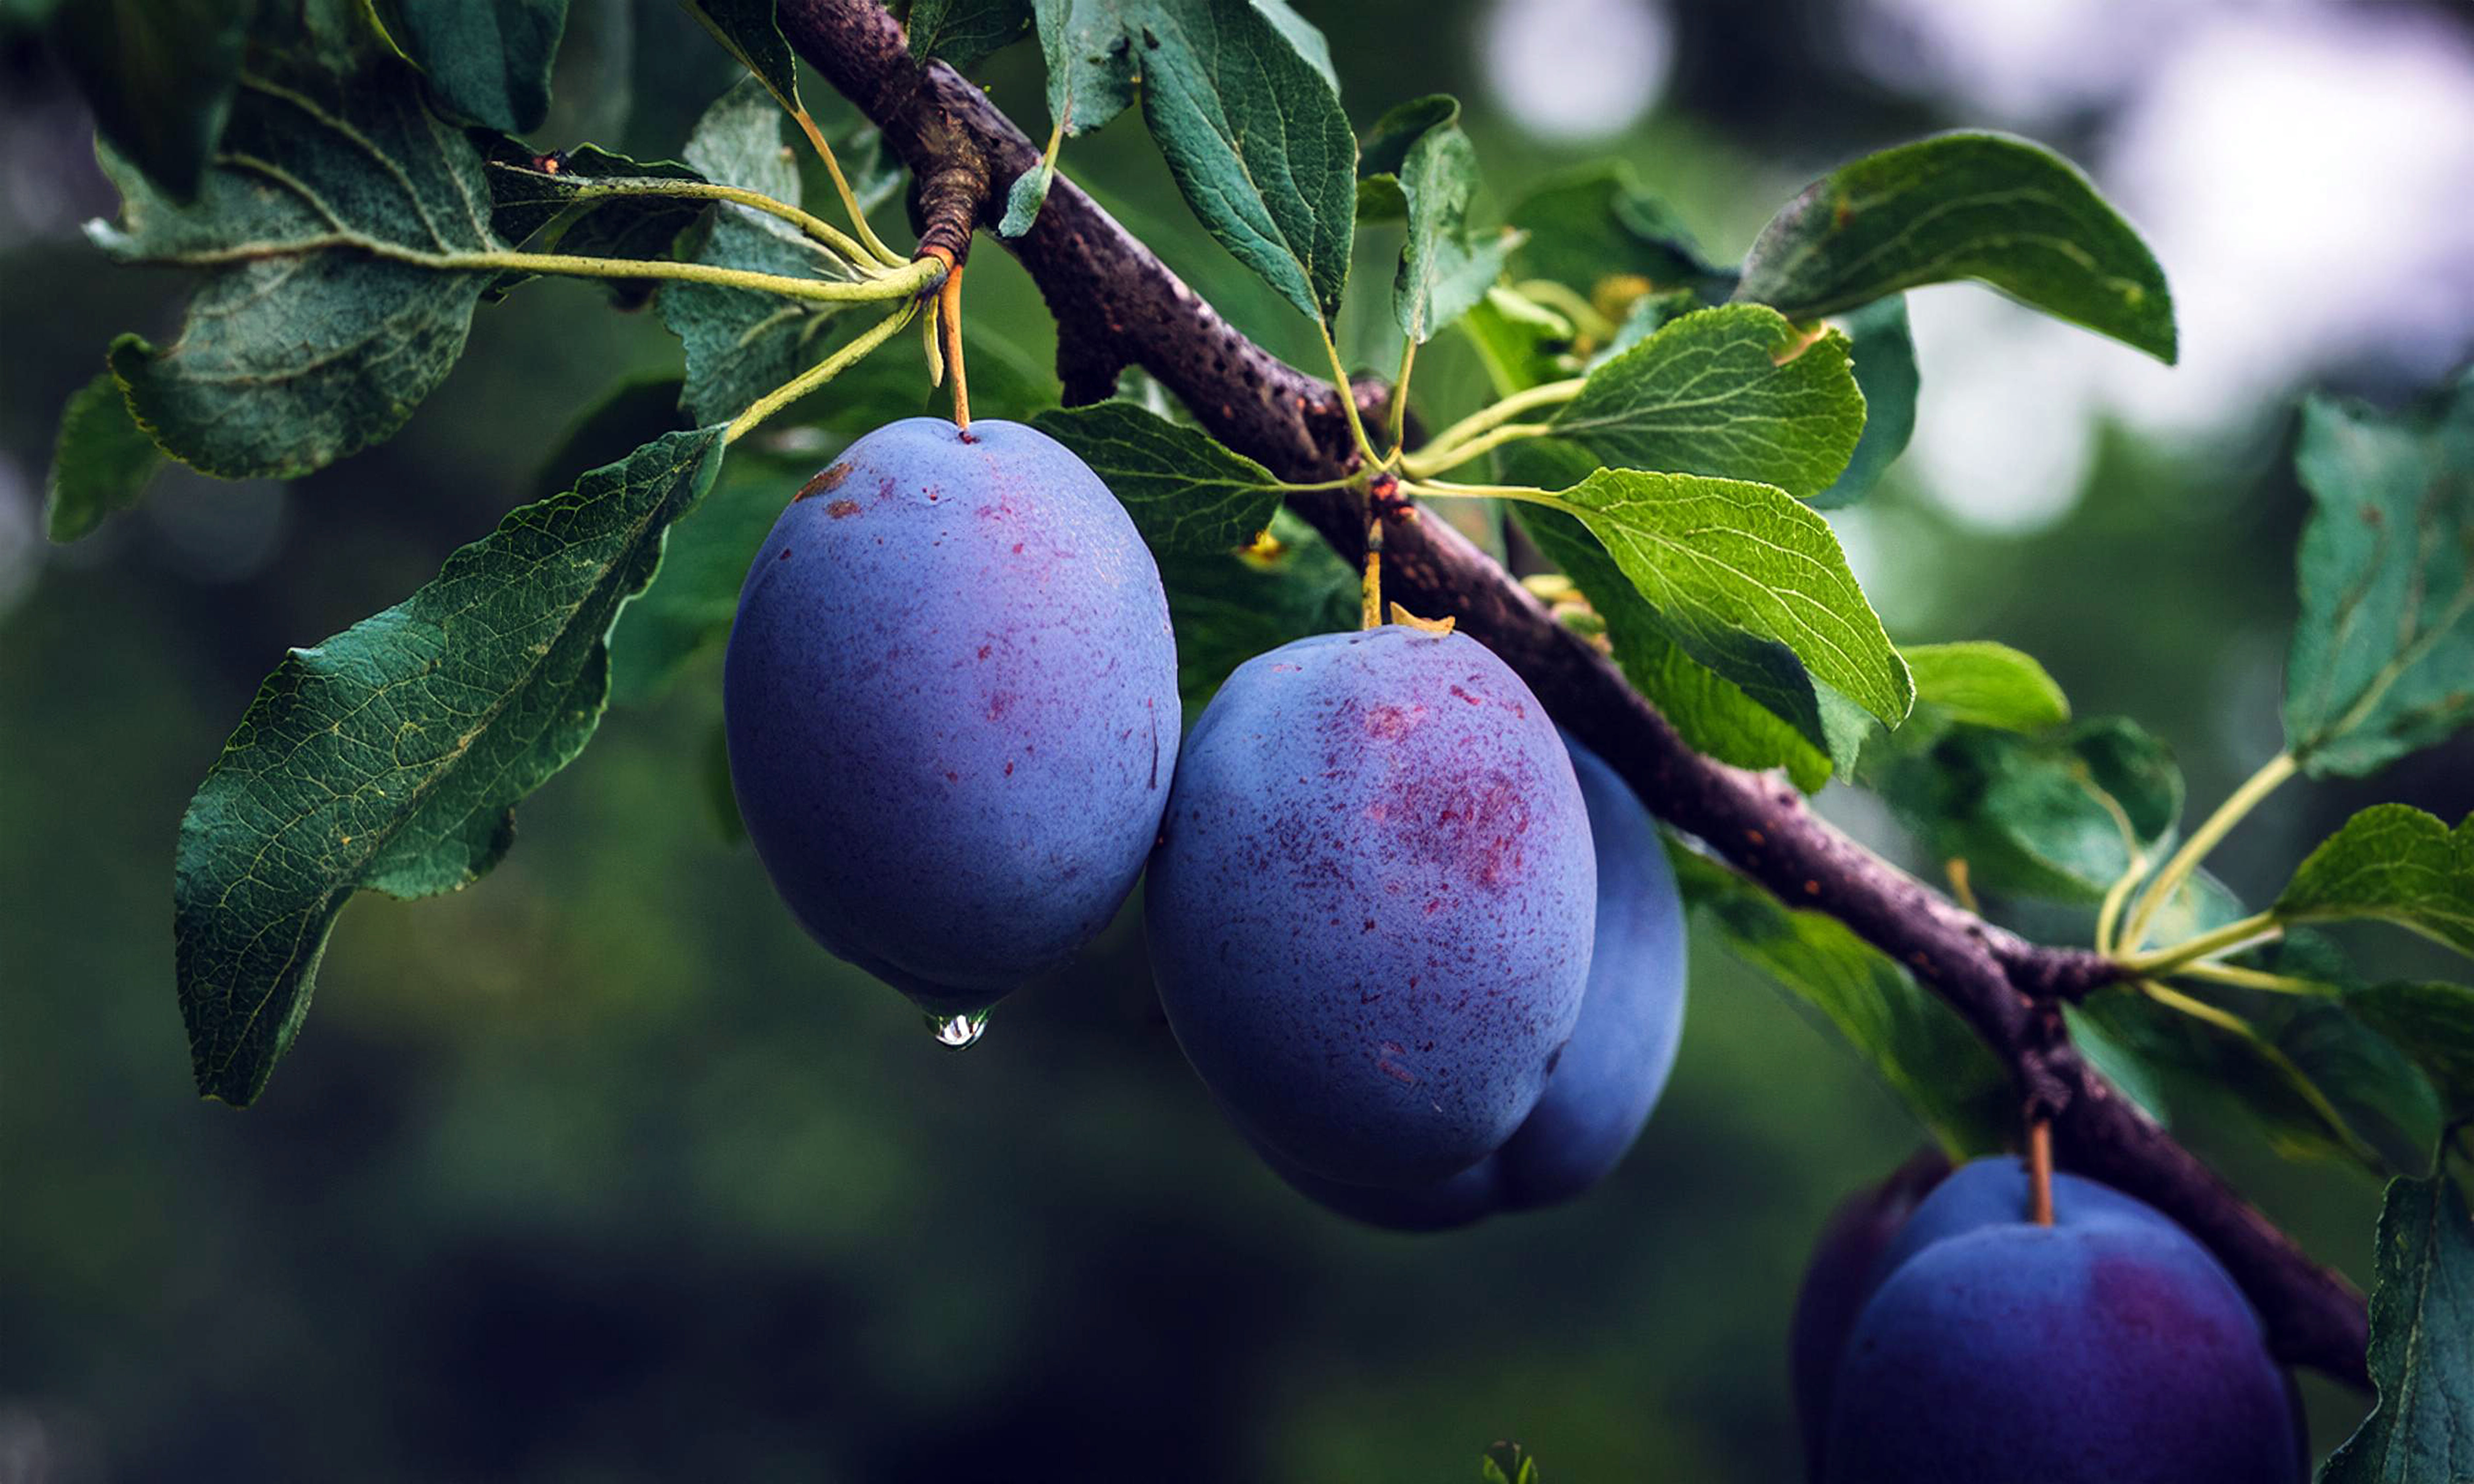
[4,0,2471,1478]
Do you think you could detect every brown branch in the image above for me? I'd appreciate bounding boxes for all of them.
[777,0,2369,1386]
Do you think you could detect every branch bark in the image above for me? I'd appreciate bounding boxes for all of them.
[778,0,2369,1386]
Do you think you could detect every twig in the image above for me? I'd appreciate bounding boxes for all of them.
[774,0,2369,1387]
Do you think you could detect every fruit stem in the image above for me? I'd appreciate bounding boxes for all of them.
[1359,510,1384,630]
[1945,858,1979,915]
[936,256,970,432]
[2117,753,2298,951]
[2027,1118,2054,1226]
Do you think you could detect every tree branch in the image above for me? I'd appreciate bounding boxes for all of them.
[777,0,2369,1386]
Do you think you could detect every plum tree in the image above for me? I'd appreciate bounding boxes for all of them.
[1144,625,1595,1190]
[1787,1149,1950,1481]
[1816,1157,2303,1484]
[1260,734,1690,1229]
[724,418,1178,1019]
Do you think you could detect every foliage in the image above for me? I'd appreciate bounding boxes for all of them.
[2317,1174,2474,1483]
[36,1,2474,1473]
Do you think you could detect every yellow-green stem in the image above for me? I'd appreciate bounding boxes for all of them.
[1403,477,1562,509]
[724,305,915,444]
[792,106,906,268]
[1411,377,1584,474]
[2119,754,2299,951]
[1387,338,1416,461]
[1514,279,1614,344]
[2173,962,2340,997]
[146,235,947,305]
[2094,845,2148,957]
[1404,421,1554,479]
[1320,324,1382,468]
[551,178,876,266]
[2116,911,2283,977]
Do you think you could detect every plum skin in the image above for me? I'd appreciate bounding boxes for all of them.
[1145,625,1596,1190]
[1264,734,1690,1227]
[1493,735,1689,1210]
[1786,1148,1950,1481]
[723,417,1178,1016]
[1820,1157,2303,1484]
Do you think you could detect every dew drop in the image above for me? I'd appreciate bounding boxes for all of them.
[925,1010,990,1049]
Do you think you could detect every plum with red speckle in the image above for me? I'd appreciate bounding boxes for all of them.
[1143,625,1595,1190]
[724,417,1177,1017]
[1818,1156,2304,1484]
[1261,733,1688,1229]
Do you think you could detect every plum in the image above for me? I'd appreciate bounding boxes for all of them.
[1145,625,1595,1189]
[1261,733,1690,1229]
[1787,1148,1951,1482]
[1493,735,1688,1210]
[1819,1156,2303,1484]
[723,417,1177,1017]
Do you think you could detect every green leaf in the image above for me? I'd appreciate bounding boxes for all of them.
[1670,842,2010,1157]
[608,444,803,703]
[1250,0,1334,90]
[2348,982,2474,1123]
[659,78,861,427]
[1459,286,1574,398]
[1548,303,1866,501]
[1036,0,1334,140]
[2275,805,2474,959]
[679,0,799,106]
[1591,287,1698,366]
[905,0,1032,69]
[1506,439,1829,790]
[2283,373,2474,778]
[1900,641,2070,733]
[48,0,254,201]
[174,428,726,1105]
[1479,1441,1540,1484]
[998,163,1053,238]
[478,138,705,303]
[1030,402,1286,554]
[1134,0,1356,323]
[1359,95,1516,345]
[381,0,567,132]
[1811,295,1917,509]
[45,372,165,542]
[2074,989,2381,1170]
[90,44,498,479]
[1155,509,1357,722]
[1506,161,1733,304]
[2272,1003,2446,1177]
[1874,717,2179,902]
[2063,1003,2172,1128]
[1529,466,1912,734]
[1733,132,2176,363]
[2317,1174,2474,1484]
